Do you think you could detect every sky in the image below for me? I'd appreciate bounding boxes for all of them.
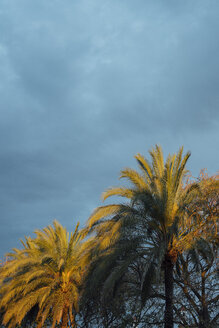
[0,0,218,258]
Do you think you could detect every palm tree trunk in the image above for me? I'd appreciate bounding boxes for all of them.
[61,306,69,328]
[164,253,174,328]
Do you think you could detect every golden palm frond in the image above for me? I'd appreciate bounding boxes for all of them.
[0,221,94,328]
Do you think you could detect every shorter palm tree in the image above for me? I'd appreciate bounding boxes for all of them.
[0,221,93,328]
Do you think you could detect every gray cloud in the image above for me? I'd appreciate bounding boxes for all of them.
[0,0,218,257]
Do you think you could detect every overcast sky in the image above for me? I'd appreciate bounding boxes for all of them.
[0,0,218,258]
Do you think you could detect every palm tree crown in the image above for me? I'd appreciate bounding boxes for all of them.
[88,145,200,256]
[0,221,92,328]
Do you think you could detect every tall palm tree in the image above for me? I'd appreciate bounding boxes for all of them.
[85,145,204,328]
[0,221,94,328]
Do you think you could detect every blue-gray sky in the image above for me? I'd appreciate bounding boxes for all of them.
[0,0,218,258]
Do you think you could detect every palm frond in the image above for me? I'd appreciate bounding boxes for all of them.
[102,187,134,201]
[120,168,147,190]
[0,220,91,328]
[87,205,122,228]
[141,262,157,306]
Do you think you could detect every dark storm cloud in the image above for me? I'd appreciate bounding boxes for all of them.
[0,0,218,257]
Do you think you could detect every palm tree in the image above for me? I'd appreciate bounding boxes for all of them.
[85,145,204,328]
[0,221,94,328]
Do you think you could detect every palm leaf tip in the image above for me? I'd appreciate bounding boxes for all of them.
[102,187,134,201]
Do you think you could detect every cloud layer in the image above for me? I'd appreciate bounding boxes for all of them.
[0,0,218,257]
